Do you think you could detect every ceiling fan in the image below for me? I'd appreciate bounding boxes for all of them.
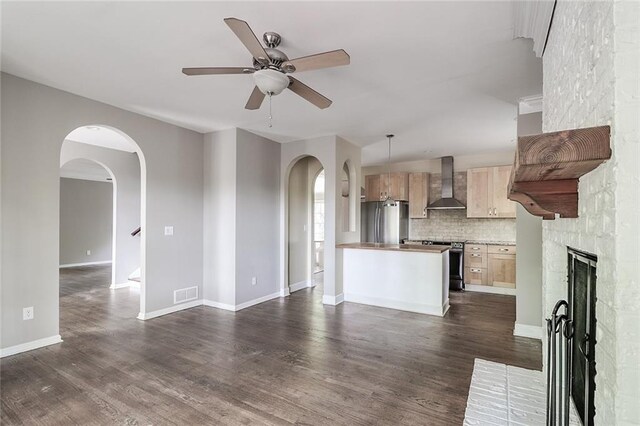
[182,18,350,112]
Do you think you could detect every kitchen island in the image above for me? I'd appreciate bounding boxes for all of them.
[337,243,450,316]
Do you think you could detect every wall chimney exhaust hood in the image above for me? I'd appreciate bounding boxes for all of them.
[426,156,466,210]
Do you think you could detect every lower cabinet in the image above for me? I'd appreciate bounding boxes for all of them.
[464,244,516,288]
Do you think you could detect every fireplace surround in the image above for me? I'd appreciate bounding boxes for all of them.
[546,248,597,426]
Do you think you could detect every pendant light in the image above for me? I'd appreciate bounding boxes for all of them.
[382,134,397,207]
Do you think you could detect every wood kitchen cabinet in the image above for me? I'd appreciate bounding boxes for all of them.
[464,243,516,289]
[487,253,516,288]
[466,166,516,218]
[408,172,430,218]
[364,173,409,202]
[364,175,381,201]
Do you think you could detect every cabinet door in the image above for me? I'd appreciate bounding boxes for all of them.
[466,168,490,218]
[464,267,488,285]
[408,172,429,218]
[488,254,516,288]
[492,166,516,218]
[365,175,381,201]
[395,173,409,201]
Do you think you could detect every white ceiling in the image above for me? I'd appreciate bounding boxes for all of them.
[60,158,113,182]
[66,126,137,152]
[1,1,542,166]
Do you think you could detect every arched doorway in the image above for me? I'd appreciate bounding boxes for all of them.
[287,155,324,297]
[59,125,146,320]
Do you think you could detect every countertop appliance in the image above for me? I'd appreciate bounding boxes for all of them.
[422,240,465,291]
[361,201,409,244]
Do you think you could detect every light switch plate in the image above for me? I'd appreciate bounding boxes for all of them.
[164,226,174,236]
[86,250,91,256]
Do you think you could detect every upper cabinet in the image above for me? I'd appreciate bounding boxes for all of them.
[467,166,516,218]
[408,172,430,218]
[364,173,409,202]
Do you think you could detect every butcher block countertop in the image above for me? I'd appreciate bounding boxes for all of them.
[336,243,449,253]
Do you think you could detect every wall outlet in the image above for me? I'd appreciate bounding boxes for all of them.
[251,277,257,286]
[23,306,34,320]
[164,226,174,236]
[86,249,91,256]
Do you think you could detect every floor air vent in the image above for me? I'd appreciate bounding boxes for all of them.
[174,286,198,304]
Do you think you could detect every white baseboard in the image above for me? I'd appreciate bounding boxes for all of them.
[128,281,140,289]
[137,299,202,320]
[465,284,516,296]
[279,287,290,297]
[60,260,112,268]
[202,299,236,311]
[235,291,281,311]
[289,280,311,293]
[0,334,63,358]
[514,323,543,340]
[344,292,447,317]
[203,291,281,312]
[322,293,344,306]
[110,282,132,290]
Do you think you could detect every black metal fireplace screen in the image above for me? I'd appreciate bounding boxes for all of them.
[546,248,597,426]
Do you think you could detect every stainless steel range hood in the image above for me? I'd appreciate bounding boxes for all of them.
[426,156,466,210]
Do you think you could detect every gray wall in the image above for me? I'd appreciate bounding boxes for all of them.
[1,73,203,350]
[288,157,311,286]
[59,178,113,265]
[235,129,281,305]
[203,129,236,306]
[60,141,141,285]
[515,111,543,332]
[202,128,281,307]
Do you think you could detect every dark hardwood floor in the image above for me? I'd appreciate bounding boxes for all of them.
[1,265,541,425]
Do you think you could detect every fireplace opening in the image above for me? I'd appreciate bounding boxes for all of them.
[546,248,597,426]
[568,247,597,426]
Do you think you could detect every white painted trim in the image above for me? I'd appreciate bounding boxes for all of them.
[202,299,236,312]
[59,260,112,268]
[137,299,202,320]
[289,280,311,293]
[514,323,543,340]
[128,280,140,289]
[323,293,344,306]
[465,285,516,296]
[344,292,447,317]
[235,291,281,311]
[110,282,132,290]
[0,335,63,358]
[279,287,290,297]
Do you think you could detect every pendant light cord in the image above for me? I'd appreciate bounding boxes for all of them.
[387,135,393,199]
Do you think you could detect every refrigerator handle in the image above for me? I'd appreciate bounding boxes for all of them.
[375,204,380,243]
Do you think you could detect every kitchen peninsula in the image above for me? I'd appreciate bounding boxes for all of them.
[337,243,450,316]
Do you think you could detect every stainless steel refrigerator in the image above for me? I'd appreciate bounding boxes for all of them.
[361,201,409,244]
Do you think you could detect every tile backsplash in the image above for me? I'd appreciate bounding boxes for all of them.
[410,210,516,242]
[409,172,516,242]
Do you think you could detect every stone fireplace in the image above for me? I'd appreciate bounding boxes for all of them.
[541,0,639,424]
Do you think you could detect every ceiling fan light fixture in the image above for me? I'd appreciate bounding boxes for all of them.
[253,69,290,95]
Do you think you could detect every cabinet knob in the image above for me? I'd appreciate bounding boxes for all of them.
[471,247,480,250]
[493,208,497,215]
[488,208,492,216]
[499,248,510,252]
[471,254,480,257]
[471,268,481,273]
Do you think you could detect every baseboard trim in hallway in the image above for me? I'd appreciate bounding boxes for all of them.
[60,260,112,268]
[0,334,63,358]
[137,299,203,320]
[322,293,344,306]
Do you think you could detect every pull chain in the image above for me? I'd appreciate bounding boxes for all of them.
[268,92,273,128]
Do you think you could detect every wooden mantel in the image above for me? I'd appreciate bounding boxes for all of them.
[508,125,611,219]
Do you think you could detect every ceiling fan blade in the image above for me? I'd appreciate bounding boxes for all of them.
[182,67,254,76]
[224,17,269,64]
[287,77,332,109]
[245,86,266,110]
[283,49,350,73]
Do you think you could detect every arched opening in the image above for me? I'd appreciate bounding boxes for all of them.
[59,125,145,325]
[287,155,325,297]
